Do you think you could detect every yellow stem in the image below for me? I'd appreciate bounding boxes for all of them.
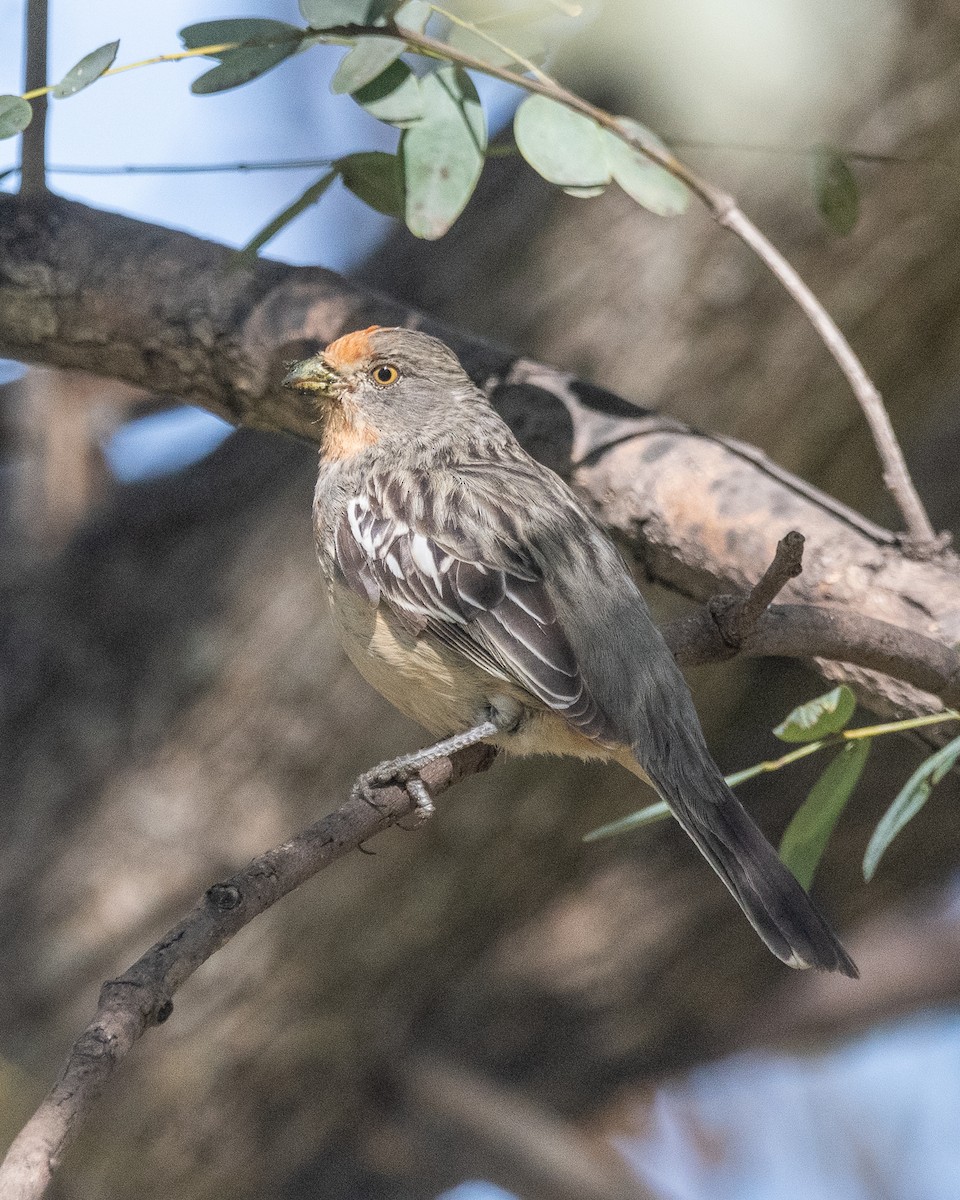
[21,43,240,101]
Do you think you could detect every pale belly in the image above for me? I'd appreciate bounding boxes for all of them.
[328,581,620,765]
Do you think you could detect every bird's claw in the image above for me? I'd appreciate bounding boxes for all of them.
[351,761,435,827]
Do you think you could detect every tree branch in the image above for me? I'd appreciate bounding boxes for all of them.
[4,509,960,1198]
[0,744,497,1200]
[1,194,958,722]
[19,0,48,196]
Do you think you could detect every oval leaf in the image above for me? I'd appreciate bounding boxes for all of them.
[191,41,298,95]
[0,95,32,140]
[602,118,689,217]
[332,36,405,94]
[514,94,609,188]
[180,19,304,52]
[393,0,431,32]
[863,733,960,880]
[445,22,547,69]
[299,0,395,29]
[337,150,404,217]
[563,184,606,198]
[52,40,119,99]
[779,740,870,889]
[813,148,859,236]
[352,59,422,126]
[774,685,857,743]
[401,66,487,239]
[236,170,337,264]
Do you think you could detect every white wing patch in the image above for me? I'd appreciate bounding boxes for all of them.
[333,482,613,741]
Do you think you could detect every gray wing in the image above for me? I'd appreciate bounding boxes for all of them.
[333,482,613,742]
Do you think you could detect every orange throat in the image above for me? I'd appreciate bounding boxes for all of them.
[320,398,380,461]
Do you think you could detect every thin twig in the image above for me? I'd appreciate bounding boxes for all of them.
[10,16,938,543]
[19,0,47,195]
[0,744,496,1200]
[382,20,939,547]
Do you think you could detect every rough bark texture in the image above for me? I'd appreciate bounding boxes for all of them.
[2,17,960,1193]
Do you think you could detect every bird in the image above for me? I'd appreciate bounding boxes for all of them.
[283,325,857,977]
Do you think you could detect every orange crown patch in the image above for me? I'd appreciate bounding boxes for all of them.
[323,325,381,370]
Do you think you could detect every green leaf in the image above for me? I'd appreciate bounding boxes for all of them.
[337,150,404,217]
[514,94,609,188]
[299,0,395,29]
[180,19,304,52]
[393,0,431,32]
[863,733,960,881]
[773,685,857,743]
[602,118,689,217]
[352,60,422,125]
[583,800,670,842]
[813,148,859,236]
[332,36,405,94]
[445,22,546,69]
[0,96,32,140]
[401,66,487,239]
[191,42,300,95]
[236,170,337,264]
[52,40,119,99]
[779,740,870,889]
[563,184,606,198]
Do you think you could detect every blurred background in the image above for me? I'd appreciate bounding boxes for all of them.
[3,1,960,1197]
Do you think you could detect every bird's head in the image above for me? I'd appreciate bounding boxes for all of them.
[283,325,481,460]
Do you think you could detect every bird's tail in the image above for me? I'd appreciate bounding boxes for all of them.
[620,747,858,978]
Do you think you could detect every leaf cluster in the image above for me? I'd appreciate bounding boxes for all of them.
[587,684,960,891]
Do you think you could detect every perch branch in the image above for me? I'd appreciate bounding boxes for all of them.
[0,744,496,1200]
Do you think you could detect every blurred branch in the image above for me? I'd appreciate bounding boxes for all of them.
[19,0,47,195]
[405,1053,652,1200]
[0,744,497,1200]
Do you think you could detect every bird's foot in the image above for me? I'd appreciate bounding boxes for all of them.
[351,756,436,826]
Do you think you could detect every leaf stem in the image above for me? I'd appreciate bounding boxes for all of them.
[20,43,241,100]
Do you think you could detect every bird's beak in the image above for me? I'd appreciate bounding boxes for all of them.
[282,355,342,397]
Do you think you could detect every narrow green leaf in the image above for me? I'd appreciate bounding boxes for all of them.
[779,740,870,889]
[236,170,337,264]
[514,94,609,188]
[602,118,689,217]
[401,66,487,239]
[352,60,422,125]
[337,150,404,217]
[583,800,671,842]
[863,733,960,880]
[813,148,859,236]
[299,0,395,29]
[0,96,32,140]
[180,19,304,52]
[52,40,119,99]
[332,36,405,94]
[773,685,857,743]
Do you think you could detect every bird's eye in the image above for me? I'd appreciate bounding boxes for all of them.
[371,364,400,387]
